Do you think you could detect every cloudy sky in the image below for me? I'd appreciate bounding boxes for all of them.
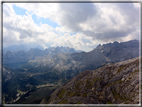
[3,2,140,52]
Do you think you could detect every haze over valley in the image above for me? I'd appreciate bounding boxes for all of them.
[2,2,140,105]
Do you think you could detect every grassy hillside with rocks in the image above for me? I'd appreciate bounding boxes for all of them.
[41,57,140,104]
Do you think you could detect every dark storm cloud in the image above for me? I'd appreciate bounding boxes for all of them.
[82,29,128,42]
[57,3,139,42]
[58,3,100,32]
[82,31,95,37]
[101,3,140,41]
[94,30,130,42]
[115,3,139,25]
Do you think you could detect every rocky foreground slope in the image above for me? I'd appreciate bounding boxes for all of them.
[41,57,140,104]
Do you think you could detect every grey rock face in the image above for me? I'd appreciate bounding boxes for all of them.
[30,40,139,73]
[3,40,139,71]
[43,57,140,104]
[96,40,139,63]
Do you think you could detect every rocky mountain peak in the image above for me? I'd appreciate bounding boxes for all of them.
[96,44,101,48]
[113,41,119,44]
[95,40,139,62]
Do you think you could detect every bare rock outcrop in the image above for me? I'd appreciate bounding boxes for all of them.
[41,57,140,104]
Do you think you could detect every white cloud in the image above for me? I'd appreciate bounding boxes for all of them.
[50,32,100,52]
[3,3,59,47]
[14,3,59,23]
[55,26,72,34]
[3,3,140,52]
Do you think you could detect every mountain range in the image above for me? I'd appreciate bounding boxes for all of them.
[2,39,140,104]
[3,44,45,54]
[3,46,79,69]
[27,39,139,74]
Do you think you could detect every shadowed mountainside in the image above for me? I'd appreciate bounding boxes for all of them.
[29,39,139,73]
[41,57,140,104]
[95,40,139,63]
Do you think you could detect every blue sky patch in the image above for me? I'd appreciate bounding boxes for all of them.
[13,5,58,28]
[13,5,27,16]
[32,14,59,28]
[70,32,77,36]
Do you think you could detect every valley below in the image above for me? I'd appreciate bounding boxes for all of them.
[2,40,140,104]
[13,85,59,104]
